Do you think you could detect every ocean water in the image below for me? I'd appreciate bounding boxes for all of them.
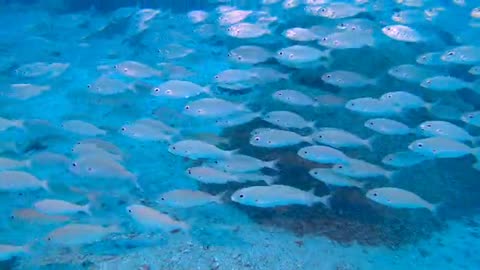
[1,0,480,269]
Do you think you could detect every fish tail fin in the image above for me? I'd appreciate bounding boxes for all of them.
[425,98,443,112]
[14,120,25,129]
[314,194,332,208]
[303,135,315,145]
[307,120,316,129]
[41,180,51,192]
[228,148,240,156]
[203,85,212,96]
[107,224,122,234]
[385,170,398,183]
[264,159,280,171]
[82,203,92,216]
[429,202,443,217]
[365,135,378,151]
[263,175,277,185]
[214,191,227,204]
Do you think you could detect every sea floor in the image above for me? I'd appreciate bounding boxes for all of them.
[16,205,480,270]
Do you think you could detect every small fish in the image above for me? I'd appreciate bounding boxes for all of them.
[157,190,224,208]
[47,224,120,246]
[218,9,252,26]
[113,61,162,79]
[418,120,474,142]
[7,84,51,100]
[226,22,270,39]
[382,24,423,42]
[61,120,107,136]
[441,46,480,65]
[392,9,426,24]
[346,97,400,117]
[184,98,248,118]
[228,45,272,65]
[469,66,480,75]
[336,18,376,33]
[471,7,480,19]
[209,154,278,173]
[421,76,473,91]
[416,52,445,66]
[272,89,317,107]
[309,168,364,188]
[382,151,428,168]
[263,111,315,129]
[127,204,189,232]
[276,45,329,68]
[322,70,376,88]
[15,62,69,79]
[120,119,176,142]
[0,171,49,192]
[187,10,209,24]
[169,140,234,160]
[366,187,437,212]
[388,64,434,84]
[0,117,24,131]
[379,91,428,110]
[364,118,411,135]
[214,69,258,90]
[461,111,480,127]
[333,159,394,179]
[34,199,91,216]
[188,166,275,185]
[298,145,351,164]
[0,157,30,170]
[313,128,373,150]
[249,67,289,84]
[310,2,365,19]
[318,31,375,49]
[0,244,29,261]
[231,185,330,207]
[283,27,318,42]
[88,76,134,96]
[151,80,209,99]
[408,137,475,158]
[250,128,312,148]
[215,112,260,128]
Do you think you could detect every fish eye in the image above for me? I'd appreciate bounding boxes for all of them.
[185,105,190,110]
[128,209,132,213]
[161,197,165,201]
[72,162,77,167]
[426,124,431,127]
[322,37,327,41]
[214,75,219,79]
[337,165,343,169]
[326,74,331,78]
[373,193,378,197]
[417,143,423,148]
[318,135,323,138]
[426,80,431,84]
[187,169,191,174]
[113,65,118,69]
[350,103,355,106]
[47,237,52,241]
[469,115,474,119]
[278,51,283,55]
[239,194,244,198]
[87,84,91,88]
[447,51,454,56]
[303,151,308,154]
[386,27,391,31]
[87,167,93,171]
[321,8,326,12]
[172,146,176,150]
[121,127,126,131]
[369,122,374,125]
[237,56,242,61]
[254,137,260,141]
[314,171,318,175]
[154,88,160,92]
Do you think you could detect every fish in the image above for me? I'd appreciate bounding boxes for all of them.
[157,190,224,208]
[187,166,275,185]
[127,204,189,232]
[34,199,91,216]
[346,97,400,117]
[322,70,376,88]
[209,154,278,173]
[418,120,475,143]
[262,111,315,129]
[298,145,351,164]
[168,140,235,160]
[408,137,477,159]
[313,128,373,150]
[228,45,272,65]
[276,45,329,68]
[366,187,438,212]
[421,76,474,91]
[231,185,331,207]
[283,27,318,42]
[364,118,411,136]
[47,224,120,246]
[0,171,49,192]
[382,151,429,168]
[214,69,259,90]
[226,22,270,39]
[272,89,317,107]
[151,80,209,99]
[250,128,312,148]
[184,98,248,118]
[333,159,394,180]
[309,168,365,189]
[0,244,29,261]
[61,120,107,137]
[382,25,423,42]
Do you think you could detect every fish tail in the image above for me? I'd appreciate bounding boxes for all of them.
[214,191,227,204]
[14,120,25,129]
[314,194,332,208]
[41,180,51,192]
[264,159,279,171]
[83,203,92,216]
[263,175,277,185]
[365,135,378,151]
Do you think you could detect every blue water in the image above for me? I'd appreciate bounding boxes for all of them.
[1,0,480,269]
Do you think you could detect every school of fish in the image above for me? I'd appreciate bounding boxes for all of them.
[0,0,480,264]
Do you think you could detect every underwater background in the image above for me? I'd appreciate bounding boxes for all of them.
[0,0,480,269]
